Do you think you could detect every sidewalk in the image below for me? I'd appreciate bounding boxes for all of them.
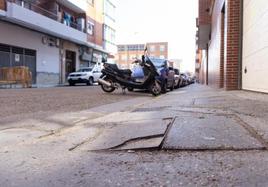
[0,84,268,186]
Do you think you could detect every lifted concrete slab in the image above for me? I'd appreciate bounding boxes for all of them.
[113,136,164,150]
[163,114,265,150]
[79,119,171,151]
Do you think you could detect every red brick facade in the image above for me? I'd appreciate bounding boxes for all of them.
[224,0,241,90]
[196,0,241,90]
[198,0,211,25]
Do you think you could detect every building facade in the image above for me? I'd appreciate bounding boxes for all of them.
[117,42,168,68]
[196,0,242,90]
[197,0,268,93]
[0,0,115,86]
[103,0,117,55]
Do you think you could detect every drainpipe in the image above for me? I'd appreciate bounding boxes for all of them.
[238,0,244,89]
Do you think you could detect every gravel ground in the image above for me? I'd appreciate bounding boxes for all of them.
[0,85,149,124]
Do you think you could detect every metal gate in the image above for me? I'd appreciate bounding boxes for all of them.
[0,43,36,83]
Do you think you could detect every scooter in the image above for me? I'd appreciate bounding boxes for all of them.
[98,55,162,96]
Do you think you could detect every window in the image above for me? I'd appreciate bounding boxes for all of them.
[87,0,94,6]
[87,21,94,35]
[160,45,165,52]
[150,45,155,52]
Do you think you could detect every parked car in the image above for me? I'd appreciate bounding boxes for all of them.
[67,66,102,86]
[174,68,182,89]
[150,57,175,92]
[180,73,189,87]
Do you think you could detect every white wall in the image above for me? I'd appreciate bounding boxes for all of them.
[243,0,268,93]
[0,21,60,74]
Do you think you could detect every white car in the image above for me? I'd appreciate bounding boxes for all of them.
[67,67,102,86]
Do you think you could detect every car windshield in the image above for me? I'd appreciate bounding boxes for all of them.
[77,68,92,72]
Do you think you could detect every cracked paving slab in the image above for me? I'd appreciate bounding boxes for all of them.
[29,117,173,152]
[163,114,266,150]
[76,118,172,151]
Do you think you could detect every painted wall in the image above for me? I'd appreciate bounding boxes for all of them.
[0,21,60,85]
[242,0,268,93]
[207,0,224,87]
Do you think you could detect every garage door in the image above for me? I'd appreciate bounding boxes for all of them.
[242,1,268,93]
[0,43,36,83]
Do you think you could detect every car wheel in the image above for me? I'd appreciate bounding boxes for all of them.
[170,80,175,91]
[161,80,167,94]
[150,81,161,96]
[87,77,94,86]
[69,81,75,86]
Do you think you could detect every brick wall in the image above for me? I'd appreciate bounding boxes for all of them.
[198,0,241,90]
[220,8,225,88]
[224,0,241,90]
[199,0,211,25]
[0,0,5,10]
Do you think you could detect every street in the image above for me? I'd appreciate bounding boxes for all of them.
[0,84,268,186]
[0,85,150,125]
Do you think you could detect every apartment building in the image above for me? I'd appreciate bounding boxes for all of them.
[103,0,116,55]
[117,42,168,68]
[0,0,114,86]
[147,42,168,60]
[196,0,268,93]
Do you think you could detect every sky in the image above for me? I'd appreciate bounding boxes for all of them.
[116,0,198,72]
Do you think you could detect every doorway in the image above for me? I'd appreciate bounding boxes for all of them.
[65,50,76,80]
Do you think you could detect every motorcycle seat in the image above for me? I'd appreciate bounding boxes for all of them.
[108,64,132,75]
[119,69,132,75]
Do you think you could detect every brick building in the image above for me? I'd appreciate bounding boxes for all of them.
[117,42,168,68]
[196,0,268,93]
[0,0,116,86]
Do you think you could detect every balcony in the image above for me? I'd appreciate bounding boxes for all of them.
[4,0,87,45]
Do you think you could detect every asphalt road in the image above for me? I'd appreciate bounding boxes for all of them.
[0,85,150,124]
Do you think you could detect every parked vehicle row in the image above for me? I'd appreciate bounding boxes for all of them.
[173,69,195,88]
[67,55,195,96]
[98,55,195,96]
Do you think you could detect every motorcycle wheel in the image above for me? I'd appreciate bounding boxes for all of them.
[127,87,134,92]
[150,81,162,96]
[101,78,115,93]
